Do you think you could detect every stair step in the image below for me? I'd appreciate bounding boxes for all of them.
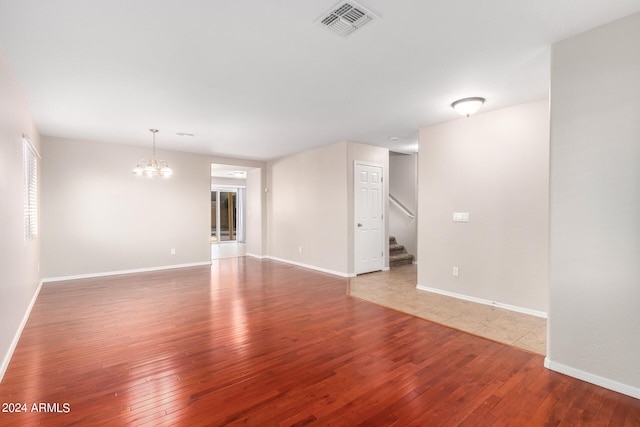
[388,236,414,268]
[390,253,413,261]
[390,253,414,267]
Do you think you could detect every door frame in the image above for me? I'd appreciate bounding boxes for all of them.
[353,160,386,275]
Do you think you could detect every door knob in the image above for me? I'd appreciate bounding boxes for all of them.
[357,223,363,227]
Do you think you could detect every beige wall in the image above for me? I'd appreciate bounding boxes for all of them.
[418,99,549,313]
[245,168,263,257]
[267,141,388,276]
[41,136,265,279]
[0,49,42,379]
[389,152,418,262]
[267,142,349,275]
[548,12,640,396]
[40,134,389,280]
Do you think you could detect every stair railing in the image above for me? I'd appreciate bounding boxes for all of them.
[389,194,415,220]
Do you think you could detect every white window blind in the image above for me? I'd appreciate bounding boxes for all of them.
[23,135,39,241]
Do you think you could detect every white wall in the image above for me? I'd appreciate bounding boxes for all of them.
[41,136,265,279]
[389,152,417,261]
[418,100,549,314]
[0,49,42,380]
[548,12,640,397]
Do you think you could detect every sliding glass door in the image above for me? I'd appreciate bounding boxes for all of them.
[211,189,240,242]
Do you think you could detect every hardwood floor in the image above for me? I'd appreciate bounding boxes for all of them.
[1,258,638,426]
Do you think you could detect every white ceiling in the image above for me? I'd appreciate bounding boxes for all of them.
[1,1,639,161]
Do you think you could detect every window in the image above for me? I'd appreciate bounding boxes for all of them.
[23,135,38,240]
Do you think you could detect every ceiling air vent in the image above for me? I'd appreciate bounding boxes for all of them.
[316,1,378,37]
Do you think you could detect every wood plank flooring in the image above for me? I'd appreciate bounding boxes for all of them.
[0,258,638,426]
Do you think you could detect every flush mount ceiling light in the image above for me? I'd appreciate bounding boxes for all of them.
[132,129,173,177]
[451,97,485,117]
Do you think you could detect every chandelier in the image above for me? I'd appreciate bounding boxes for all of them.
[132,129,173,177]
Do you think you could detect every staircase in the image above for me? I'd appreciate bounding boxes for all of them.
[389,236,414,268]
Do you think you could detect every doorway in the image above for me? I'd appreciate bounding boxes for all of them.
[211,164,248,260]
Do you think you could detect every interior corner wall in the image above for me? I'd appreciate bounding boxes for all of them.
[417,99,549,313]
[0,49,42,380]
[548,12,640,396]
[267,142,349,276]
[41,137,210,278]
[389,152,418,262]
[41,137,266,279]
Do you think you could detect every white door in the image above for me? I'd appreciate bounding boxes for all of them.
[354,162,384,274]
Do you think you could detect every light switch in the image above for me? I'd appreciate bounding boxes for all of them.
[453,212,469,222]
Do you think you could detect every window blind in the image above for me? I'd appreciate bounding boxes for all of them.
[23,135,38,240]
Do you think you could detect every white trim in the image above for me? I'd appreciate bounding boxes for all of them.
[1,279,44,383]
[416,284,547,318]
[266,256,355,278]
[245,253,267,259]
[43,262,211,283]
[210,184,245,190]
[545,358,640,399]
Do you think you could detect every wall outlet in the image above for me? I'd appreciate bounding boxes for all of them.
[453,266,459,277]
[298,246,303,253]
[171,248,176,255]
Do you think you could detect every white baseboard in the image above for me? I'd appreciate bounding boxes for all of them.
[43,262,212,283]
[545,358,640,399]
[416,284,547,318]
[1,279,44,383]
[265,256,355,278]
[245,253,267,259]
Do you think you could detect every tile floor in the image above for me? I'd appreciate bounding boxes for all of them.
[348,264,547,355]
[211,242,246,260]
